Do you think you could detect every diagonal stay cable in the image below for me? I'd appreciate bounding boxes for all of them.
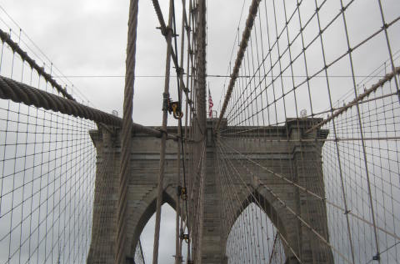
[150,0,192,108]
[216,0,262,131]
[218,139,400,242]
[216,140,302,263]
[217,140,353,264]
[306,66,400,134]
[219,136,299,261]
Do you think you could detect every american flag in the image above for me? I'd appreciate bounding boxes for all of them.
[208,88,214,118]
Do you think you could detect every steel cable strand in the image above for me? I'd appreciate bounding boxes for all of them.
[175,1,191,260]
[188,141,206,261]
[221,7,400,131]
[216,140,302,263]
[150,0,193,106]
[193,0,207,261]
[376,0,400,103]
[339,3,390,258]
[152,0,174,263]
[216,144,251,261]
[218,148,266,262]
[217,0,262,131]
[218,139,400,242]
[115,0,139,263]
[0,75,174,138]
[0,76,117,124]
[217,140,349,263]
[306,67,400,134]
[0,28,75,100]
[276,8,327,259]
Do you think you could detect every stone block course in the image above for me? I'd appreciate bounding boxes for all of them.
[87,119,333,264]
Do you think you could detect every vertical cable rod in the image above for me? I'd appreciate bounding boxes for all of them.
[152,0,174,263]
[115,0,139,263]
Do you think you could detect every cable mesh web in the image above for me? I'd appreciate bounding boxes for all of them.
[322,76,400,264]
[0,0,399,263]
[0,12,98,264]
[0,101,96,264]
[216,0,400,263]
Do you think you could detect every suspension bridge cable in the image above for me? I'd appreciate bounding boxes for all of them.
[0,75,171,138]
[150,0,192,105]
[152,1,174,263]
[214,0,400,262]
[0,29,74,101]
[216,0,262,131]
[1,0,400,263]
[115,0,139,262]
[306,66,400,134]
[216,139,302,263]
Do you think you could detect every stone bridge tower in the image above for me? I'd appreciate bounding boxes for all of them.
[87,118,333,264]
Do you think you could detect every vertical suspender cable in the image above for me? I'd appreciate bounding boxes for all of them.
[175,0,187,263]
[115,0,139,263]
[175,114,182,264]
[152,1,174,263]
[338,0,381,260]
[186,3,194,261]
[194,0,207,262]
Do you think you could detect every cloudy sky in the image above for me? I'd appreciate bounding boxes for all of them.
[0,0,249,125]
[0,0,250,263]
[1,0,399,263]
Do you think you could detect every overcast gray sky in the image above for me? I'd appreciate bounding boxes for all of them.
[0,1,249,263]
[0,0,249,125]
[1,0,399,263]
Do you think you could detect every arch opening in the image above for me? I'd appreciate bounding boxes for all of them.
[226,202,287,264]
[130,190,188,264]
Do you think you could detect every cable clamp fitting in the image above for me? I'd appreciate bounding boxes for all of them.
[168,99,184,120]
[175,67,184,76]
[158,128,168,138]
[159,26,173,37]
[177,186,188,200]
[179,231,190,242]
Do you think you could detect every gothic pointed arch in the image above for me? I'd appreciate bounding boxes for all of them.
[126,183,179,257]
[224,186,298,263]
